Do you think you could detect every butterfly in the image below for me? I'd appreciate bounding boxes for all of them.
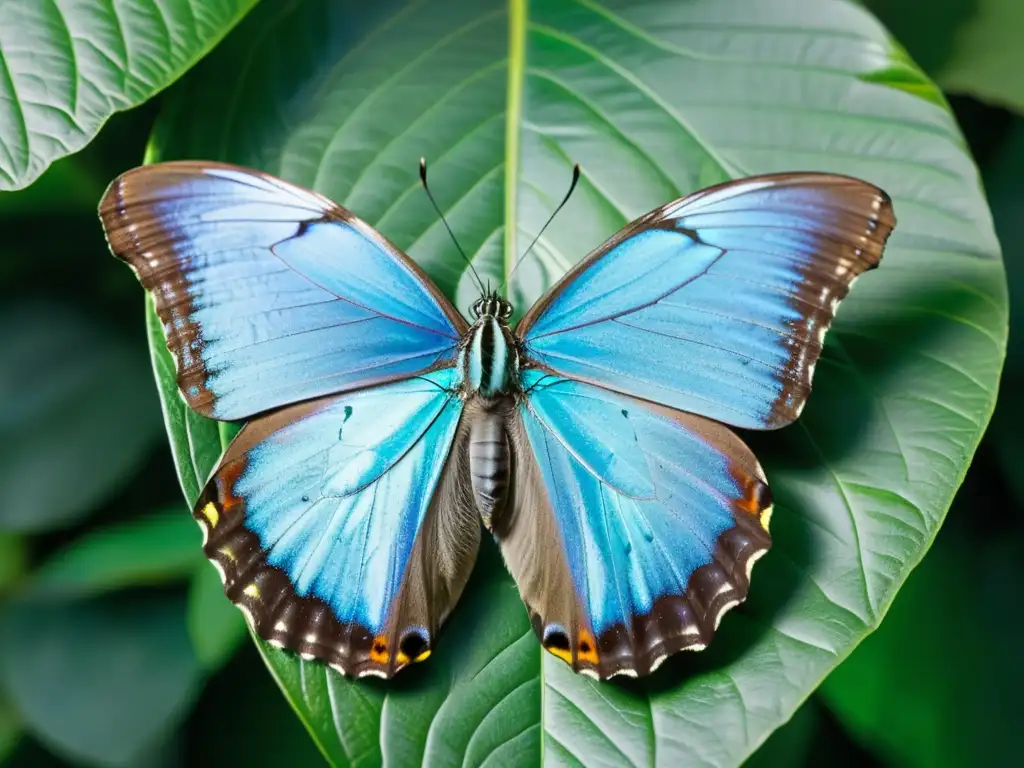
[99,161,894,680]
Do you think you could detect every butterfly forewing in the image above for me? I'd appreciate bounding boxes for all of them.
[99,161,466,421]
[517,173,895,430]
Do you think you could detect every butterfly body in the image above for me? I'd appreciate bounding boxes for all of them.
[99,162,895,680]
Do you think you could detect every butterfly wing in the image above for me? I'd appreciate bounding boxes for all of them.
[100,162,467,421]
[517,173,895,430]
[496,371,771,678]
[196,368,479,678]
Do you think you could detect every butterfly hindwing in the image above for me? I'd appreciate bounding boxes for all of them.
[100,162,467,421]
[195,368,480,678]
[517,173,895,430]
[494,371,772,678]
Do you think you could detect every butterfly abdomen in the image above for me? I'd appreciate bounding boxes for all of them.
[468,409,510,527]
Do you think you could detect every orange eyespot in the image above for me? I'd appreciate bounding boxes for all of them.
[737,476,772,532]
[577,629,599,665]
[370,636,390,664]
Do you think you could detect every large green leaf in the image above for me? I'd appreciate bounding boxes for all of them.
[137,0,1006,764]
[0,0,259,190]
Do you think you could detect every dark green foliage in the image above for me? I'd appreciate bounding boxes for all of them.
[0,1,1018,766]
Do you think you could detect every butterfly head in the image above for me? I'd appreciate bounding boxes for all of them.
[471,293,513,321]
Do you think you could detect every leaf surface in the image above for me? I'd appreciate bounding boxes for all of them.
[139,0,1007,764]
[0,0,258,189]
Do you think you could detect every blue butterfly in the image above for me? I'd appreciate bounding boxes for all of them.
[99,162,894,679]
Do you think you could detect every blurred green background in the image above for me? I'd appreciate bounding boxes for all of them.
[0,0,1019,766]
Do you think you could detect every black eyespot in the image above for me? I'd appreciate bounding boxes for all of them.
[400,629,429,660]
[543,626,571,652]
[580,639,592,654]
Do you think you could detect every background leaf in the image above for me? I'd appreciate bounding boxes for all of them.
[141,0,1007,764]
[0,534,27,594]
[937,0,1024,112]
[29,511,201,598]
[0,300,160,533]
[0,697,20,764]
[863,0,1024,114]
[0,593,202,767]
[0,0,259,190]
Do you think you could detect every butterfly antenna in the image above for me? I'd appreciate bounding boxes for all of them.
[419,157,486,294]
[500,163,581,294]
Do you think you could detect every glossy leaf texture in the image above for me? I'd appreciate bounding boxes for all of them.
[140,0,1007,765]
[0,0,258,190]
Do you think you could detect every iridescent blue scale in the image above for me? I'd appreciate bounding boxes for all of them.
[100,163,894,679]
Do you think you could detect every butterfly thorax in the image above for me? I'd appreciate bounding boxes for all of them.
[459,295,520,400]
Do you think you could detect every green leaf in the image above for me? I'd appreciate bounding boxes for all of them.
[0,300,161,533]
[0,0,259,191]
[30,510,201,598]
[188,561,246,671]
[0,696,21,764]
[140,0,1007,764]
[933,0,1024,112]
[0,533,27,592]
[0,593,202,767]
